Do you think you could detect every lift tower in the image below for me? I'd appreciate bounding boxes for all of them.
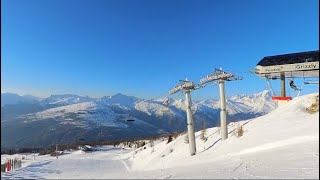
[200,68,242,140]
[169,79,203,156]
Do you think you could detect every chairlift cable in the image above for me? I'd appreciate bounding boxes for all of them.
[265,78,275,96]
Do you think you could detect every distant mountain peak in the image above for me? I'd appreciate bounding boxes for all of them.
[1,93,40,107]
[113,92,125,96]
[42,94,95,107]
[108,93,137,100]
[111,93,136,98]
[49,94,82,98]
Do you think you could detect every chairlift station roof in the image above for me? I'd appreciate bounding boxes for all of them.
[255,50,319,79]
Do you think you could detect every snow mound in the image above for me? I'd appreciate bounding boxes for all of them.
[72,150,86,155]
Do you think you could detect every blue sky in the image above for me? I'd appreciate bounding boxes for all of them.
[1,0,319,100]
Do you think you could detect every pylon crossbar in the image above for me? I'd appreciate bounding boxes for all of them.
[200,73,234,84]
[169,81,195,94]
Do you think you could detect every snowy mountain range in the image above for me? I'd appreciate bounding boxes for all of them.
[1,90,277,149]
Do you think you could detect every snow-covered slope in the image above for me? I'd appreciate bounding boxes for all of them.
[41,94,95,107]
[29,101,129,128]
[1,93,318,179]
[229,90,276,114]
[134,99,184,118]
[124,93,319,178]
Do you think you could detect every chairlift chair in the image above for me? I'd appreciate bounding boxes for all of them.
[126,109,135,122]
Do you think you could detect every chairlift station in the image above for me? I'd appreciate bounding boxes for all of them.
[254,50,319,104]
[255,50,319,79]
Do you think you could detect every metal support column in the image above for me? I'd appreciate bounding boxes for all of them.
[219,80,228,140]
[200,68,241,140]
[280,72,286,97]
[185,90,196,156]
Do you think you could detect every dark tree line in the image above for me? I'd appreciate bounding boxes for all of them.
[1,131,183,155]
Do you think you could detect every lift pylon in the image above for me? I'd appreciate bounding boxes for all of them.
[200,68,242,140]
[169,79,203,156]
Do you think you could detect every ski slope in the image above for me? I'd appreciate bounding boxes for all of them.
[1,93,318,179]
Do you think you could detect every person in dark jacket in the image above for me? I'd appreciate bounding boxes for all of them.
[289,80,299,91]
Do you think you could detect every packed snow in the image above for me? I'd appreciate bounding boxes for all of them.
[1,93,318,179]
